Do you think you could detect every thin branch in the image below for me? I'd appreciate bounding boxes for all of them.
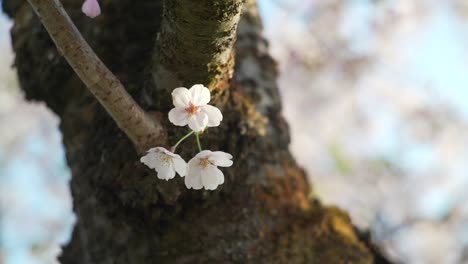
[26,0,166,151]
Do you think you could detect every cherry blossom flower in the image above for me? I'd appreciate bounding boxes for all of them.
[140,147,187,180]
[82,0,101,18]
[168,85,223,132]
[185,150,233,190]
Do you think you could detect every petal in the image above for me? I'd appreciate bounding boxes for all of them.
[160,148,178,158]
[188,112,208,132]
[172,87,191,108]
[82,0,101,18]
[168,108,189,126]
[157,164,176,180]
[185,174,203,190]
[185,160,203,189]
[195,150,212,159]
[140,152,159,169]
[201,105,223,127]
[211,151,233,167]
[151,146,167,153]
[202,167,224,190]
[172,155,187,177]
[189,84,210,106]
[217,169,225,185]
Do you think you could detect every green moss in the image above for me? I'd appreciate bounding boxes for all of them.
[151,0,243,98]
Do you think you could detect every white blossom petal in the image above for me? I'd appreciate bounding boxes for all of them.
[185,160,203,189]
[201,105,223,127]
[157,164,176,180]
[140,147,186,180]
[140,152,159,169]
[189,84,210,106]
[202,167,224,190]
[185,150,232,190]
[196,150,212,158]
[172,156,187,177]
[168,108,189,126]
[185,173,203,189]
[217,169,225,185]
[188,112,208,132]
[82,0,101,18]
[172,87,192,108]
[211,151,233,167]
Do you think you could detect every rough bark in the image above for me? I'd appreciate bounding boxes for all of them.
[4,0,379,263]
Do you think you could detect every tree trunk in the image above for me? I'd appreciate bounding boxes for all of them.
[3,0,379,263]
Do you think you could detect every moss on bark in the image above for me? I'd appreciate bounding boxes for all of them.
[150,0,244,110]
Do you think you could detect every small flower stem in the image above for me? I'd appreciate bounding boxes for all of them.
[195,133,203,152]
[172,131,195,150]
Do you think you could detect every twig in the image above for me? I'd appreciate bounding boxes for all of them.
[26,0,166,151]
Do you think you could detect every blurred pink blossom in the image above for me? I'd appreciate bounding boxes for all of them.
[82,0,101,18]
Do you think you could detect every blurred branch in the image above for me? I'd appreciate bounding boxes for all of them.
[26,0,166,151]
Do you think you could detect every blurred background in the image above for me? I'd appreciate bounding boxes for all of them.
[0,5,75,264]
[2,0,468,263]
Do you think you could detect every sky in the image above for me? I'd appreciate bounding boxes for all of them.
[259,0,468,119]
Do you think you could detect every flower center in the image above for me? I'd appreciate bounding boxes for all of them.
[161,154,172,164]
[185,103,200,116]
[198,157,212,168]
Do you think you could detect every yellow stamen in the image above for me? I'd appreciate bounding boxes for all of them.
[199,157,211,168]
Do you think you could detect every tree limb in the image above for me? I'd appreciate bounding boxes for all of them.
[26,0,166,151]
[151,0,244,95]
